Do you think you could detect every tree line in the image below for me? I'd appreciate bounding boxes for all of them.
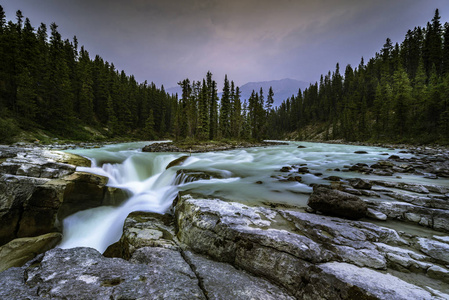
[270,9,449,144]
[0,6,277,143]
[0,7,177,142]
[2,7,447,144]
[174,72,274,141]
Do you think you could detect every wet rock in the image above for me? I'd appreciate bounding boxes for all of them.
[424,173,438,179]
[366,208,387,221]
[115,211,178,259]
[415,237,449,265]
[324,175,342,181]
[371,180,431,194]
[370,201,449,232]
[58,171,128,220]
[340,186,363,195]
[307,186,368,220]
[427,265,449,283]
[373,169,394,176]
[385,192,449,210]
[280,166,292,172]
[287,175,302,182]
[166,155,190,169]
[297,145,306,148]
[371,161,395,169]
[349,163,371,173]
[0,175,49,245]
[0,233,62,272]
[354,150,368,154]
[297,166,309,173]
[348,178,372,190]
[175,169,224,184]
[16,182,65,238]
[389,155,401,160]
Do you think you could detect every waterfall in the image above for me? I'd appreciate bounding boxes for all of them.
[58,142,187,253]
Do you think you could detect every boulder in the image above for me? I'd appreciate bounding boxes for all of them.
[166,155,190,169]
[348,178,372,190]
[305,262,437,300]
[280,166,292,172]
[17,182,65,238]
[41,150,91,167]
[0,247,205,299]
[115,211,178,259]
[0,175,49,245]
[174,194,447,298]
[0,233,62,272]
[58,172,109,219]
[307,186,368,220]
[175,169,224,184]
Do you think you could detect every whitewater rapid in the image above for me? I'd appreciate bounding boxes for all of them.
[58,141,443,252]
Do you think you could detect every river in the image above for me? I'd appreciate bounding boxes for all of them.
[57,141,446,253]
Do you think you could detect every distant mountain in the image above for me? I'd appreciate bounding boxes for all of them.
[239,79,309,107]
[166,78,310,108]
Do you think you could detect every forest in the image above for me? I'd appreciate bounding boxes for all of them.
[270,9,449,144]
[0,6,177,143]
[0,6,448,144]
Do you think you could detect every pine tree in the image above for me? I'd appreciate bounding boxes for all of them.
[207,72,218,140]
[45,22,75,135]
[231,85,242,139]
[76,47,94,123]
[197,79,209,140]
[144,109,156,140]
[265,86,274,112]
[219,75,231,138]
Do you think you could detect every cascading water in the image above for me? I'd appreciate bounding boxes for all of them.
[58,142,184,252]
[58,141,449,253]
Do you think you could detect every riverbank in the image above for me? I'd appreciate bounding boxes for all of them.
[142,140,288,153]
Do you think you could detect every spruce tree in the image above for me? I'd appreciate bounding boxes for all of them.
[219,75,231,138]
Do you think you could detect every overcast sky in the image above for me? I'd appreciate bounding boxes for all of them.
[3,0,449,88]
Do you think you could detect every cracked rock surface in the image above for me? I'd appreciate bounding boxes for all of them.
[1,193,449,299]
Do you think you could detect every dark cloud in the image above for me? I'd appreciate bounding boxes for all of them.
[3,0,449,88]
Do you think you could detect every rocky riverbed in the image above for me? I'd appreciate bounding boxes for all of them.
[0,143,448,299]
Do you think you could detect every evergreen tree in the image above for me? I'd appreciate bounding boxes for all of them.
[144,109,156,140]
[219,75,231,138]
